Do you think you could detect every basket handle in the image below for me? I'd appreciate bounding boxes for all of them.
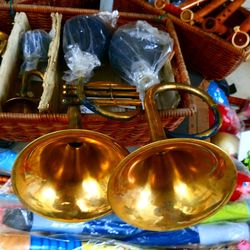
[144,82,221,142]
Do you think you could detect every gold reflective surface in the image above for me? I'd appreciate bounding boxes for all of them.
[12,129,129,222]
[0,31,8,56]
[211,132,239,157]
[108,82,237,231]
[2,70,44,113]
[108,138,236,231]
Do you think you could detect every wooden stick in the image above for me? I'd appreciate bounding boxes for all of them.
[179,0,208,10]
[202,0,246,34]
[193,0,227,22]
[181,0,227,24]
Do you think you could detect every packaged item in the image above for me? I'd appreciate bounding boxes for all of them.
[21,29,52,73]
[63,11,118,83]
[109,20,173,101]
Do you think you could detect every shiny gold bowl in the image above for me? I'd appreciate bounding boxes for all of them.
[12,129,128,222]
[108,83,237,231]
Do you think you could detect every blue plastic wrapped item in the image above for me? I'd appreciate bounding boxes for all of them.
[109,20,173,101]
[207,81,230,107]
[21,29,52,72]
[126,228,200,247]
[63,12,117,82]
[2,209,142,238]
[2,205,250,247]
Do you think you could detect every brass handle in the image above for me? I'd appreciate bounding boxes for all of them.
[144,82,221,142]
[20,70,44,97]
[0,31,8,56]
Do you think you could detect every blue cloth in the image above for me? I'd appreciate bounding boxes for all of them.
[207,81,230,107]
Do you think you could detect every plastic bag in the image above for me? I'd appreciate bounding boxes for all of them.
[0,142,28,175]
[109,20,173,101]
[207,81,230,107]
[0,179,22,209]
[209,103,242,135]
[230,171,250,201]
[62,11,118,83]
[21,29,52,73]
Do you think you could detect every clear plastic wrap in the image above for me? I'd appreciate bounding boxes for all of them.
[62,11,118,83]
[3,200,250,248]
[230,171,250,201]
[197,222,250,246]
[109,20,174,101]
[0,179,22,209]
[209,103,242,135]
[1,208,142,238]
[21,29,52,73]
[0,142,28,175]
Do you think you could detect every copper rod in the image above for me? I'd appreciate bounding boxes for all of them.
[93,99,142,106]
[86,82,137,91]
[181,0,227,24]
[85,90,139,98]
[202,0,246,34]
[193,0,227,22]
[215,0,245,24]
[238,15,250,32]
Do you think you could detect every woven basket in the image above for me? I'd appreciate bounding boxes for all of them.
[5,0,100,8]
[114,0,250,81]
[0,4,195,146]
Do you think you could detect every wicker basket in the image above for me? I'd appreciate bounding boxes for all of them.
[114,0,250,81]
[0,4,195,146]
[5,0,100,8]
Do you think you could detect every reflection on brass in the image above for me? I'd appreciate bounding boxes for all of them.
[63,82,142,120]
[211,132,239,158]
[11,85,129,222]
[0,31,8,56]
[12,129,129,222]
[108,83,237,231]
[2,70,44,113]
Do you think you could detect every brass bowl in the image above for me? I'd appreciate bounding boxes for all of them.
[108,138,236,231]
[108,83,237,231]
[12,129,129,222]
[211,132,239,157]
